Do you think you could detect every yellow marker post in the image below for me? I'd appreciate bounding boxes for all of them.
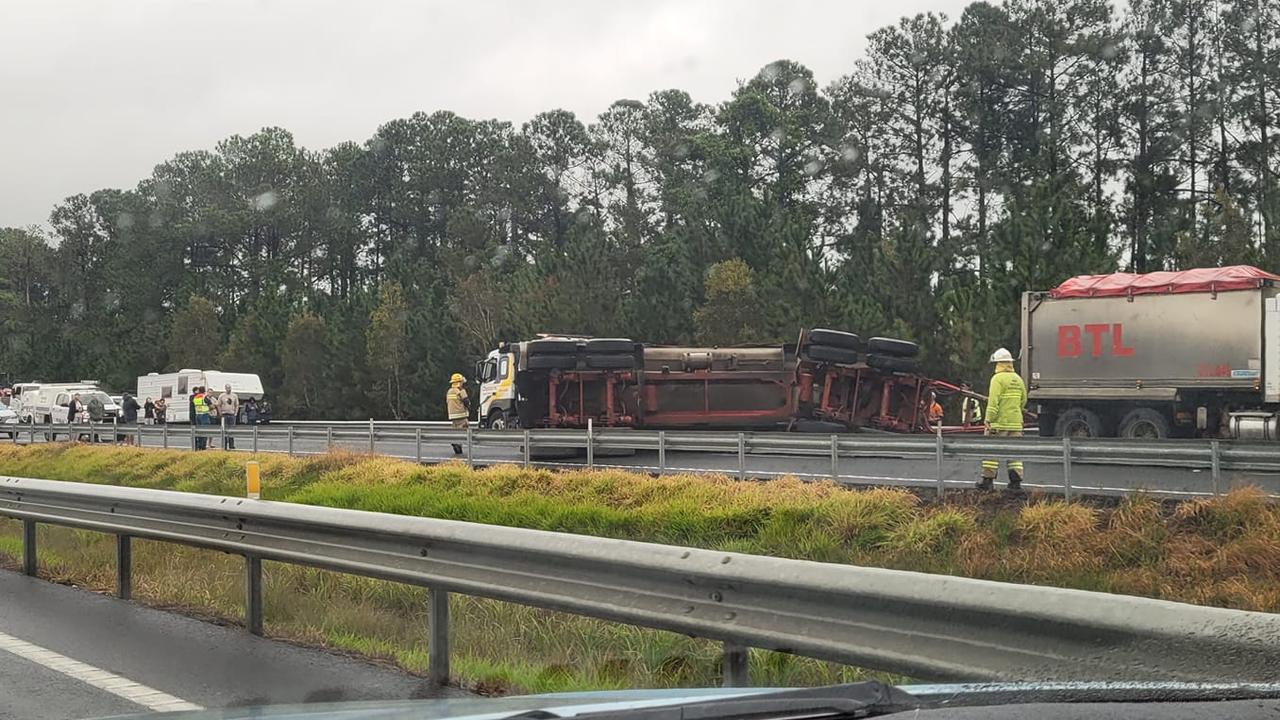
[246,461,261,500]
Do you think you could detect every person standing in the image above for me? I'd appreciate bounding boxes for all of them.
[446,373,469,455]
[192,387,211,450]
[154,397,167,425]
[143,397,155,426]
[960,383,984,427]
[120,392,140,445]
[977,348,1027,491]
[218,384,240,450]
[67,393,85,442]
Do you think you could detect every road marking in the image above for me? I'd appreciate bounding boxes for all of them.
[0,629,203,712]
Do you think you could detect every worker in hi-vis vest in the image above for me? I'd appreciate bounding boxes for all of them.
[446,373,469,455]
[978,348,1027,491]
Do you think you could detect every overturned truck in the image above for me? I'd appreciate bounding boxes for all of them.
[474,329,978,434]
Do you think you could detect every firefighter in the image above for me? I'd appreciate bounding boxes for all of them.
[446,373,470,455]
[978,348,1027,491]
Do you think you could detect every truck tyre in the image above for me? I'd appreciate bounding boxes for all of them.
[585,353,636,370]
[804,344,859,365]
[866,337,919,358]
[1054,407,1106,438]
[1118,408,1170,440]
[806,329,861,350]
[583,338,636,354]
[526,339,580,355]
[487,409,512,430]
[865,354,919,373]
[527,354,578,371]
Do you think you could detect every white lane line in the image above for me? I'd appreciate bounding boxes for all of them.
[0,629,203,712]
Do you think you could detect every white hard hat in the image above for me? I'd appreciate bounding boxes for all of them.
[989,347,1014,363]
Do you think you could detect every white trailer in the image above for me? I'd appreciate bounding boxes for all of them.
[136,370,264,423]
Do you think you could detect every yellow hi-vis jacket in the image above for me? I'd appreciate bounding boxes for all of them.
[986,365,1026,431]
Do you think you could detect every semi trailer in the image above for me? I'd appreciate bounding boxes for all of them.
[1023,265,1280,440]
[474,329,985,434]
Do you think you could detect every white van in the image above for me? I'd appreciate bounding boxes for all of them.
[21,383,118,424]
[136,370,265,423]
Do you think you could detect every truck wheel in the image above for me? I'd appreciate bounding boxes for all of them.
[526,339,580,355]
[804,344,859,365]
[585,353,636,370]
[1118,408,1170,440]
[866,337,919,358]
[807,328,862,350]
[583,338,636,354]
[488,409,510,430]
[1054,407,1106,438]
[865,354,919,373]
[527,354,578,370]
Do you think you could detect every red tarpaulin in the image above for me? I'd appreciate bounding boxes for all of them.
[1049,266,1280,298]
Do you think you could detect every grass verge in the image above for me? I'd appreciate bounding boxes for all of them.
[0,444,1278,693]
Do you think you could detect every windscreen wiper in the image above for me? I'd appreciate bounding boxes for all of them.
[498,682,921,720]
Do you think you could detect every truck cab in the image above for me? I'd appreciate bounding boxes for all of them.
[475,347,517,429]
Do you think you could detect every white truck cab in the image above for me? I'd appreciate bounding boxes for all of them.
[475,347,517,429]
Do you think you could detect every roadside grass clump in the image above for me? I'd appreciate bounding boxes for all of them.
[2,444,1280,692]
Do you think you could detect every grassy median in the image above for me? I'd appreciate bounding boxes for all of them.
[0,444,1278,693]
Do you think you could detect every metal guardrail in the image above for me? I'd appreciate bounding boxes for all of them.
[7,420,1280,498]
[2,475,1279,686]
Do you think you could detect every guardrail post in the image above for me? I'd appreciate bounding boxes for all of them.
[1211,440,1221,496]
[737,433,746,480]
[935,425,944,497]
[252,424,259,454]
[428,588,450,689]
[722,642,749,687]
[22,519,36,576]
[287,425,295,457]
[830,434,839,481]
[415,428,423,464]
[369,418,375,453]
[659,430,666,474]
[28,422,34,445]
[116,535,132,600]
[113,416,119,445]
[189,422,196,450]
[1062,436,1073,501]
[162,422,169,449]
[522,429,531,468]
[220,416,227,450]
[465,424,474,468]
[244,555,263,635]
[586,419,594,470]
[325,425,333,450]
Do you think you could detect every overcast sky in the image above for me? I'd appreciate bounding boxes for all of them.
[1,0,973,229]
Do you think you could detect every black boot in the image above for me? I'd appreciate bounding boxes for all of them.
[1007,469,1023,491]
[975,476,994,491]
[451,443,463,455]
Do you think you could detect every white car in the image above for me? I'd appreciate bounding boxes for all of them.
[0,403,17,437]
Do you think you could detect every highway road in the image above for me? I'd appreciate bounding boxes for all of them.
[0,570,448,719]
[35,426,1277,498]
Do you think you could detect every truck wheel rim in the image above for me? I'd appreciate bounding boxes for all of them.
[1128,421,1160,439]
[1065,420,1094,438]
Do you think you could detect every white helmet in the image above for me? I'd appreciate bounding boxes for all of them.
[989,347,1014,363]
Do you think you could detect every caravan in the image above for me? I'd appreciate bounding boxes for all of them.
[136,370,264,423]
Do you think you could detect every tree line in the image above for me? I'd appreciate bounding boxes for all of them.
[2,0,1278,419]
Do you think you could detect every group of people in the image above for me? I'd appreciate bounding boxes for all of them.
[59,384,269,449]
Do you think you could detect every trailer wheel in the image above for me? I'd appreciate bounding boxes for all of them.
[866,337,919,358]
[865,354,919,373]
[527,354,578,370]
[1055,407,1106,438]
[806,328,862,350]
[526,339,580,355]
[804,344,859,365]
[583,338,636,354]
[585,353,636,370]
[1118,408,1170,440]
